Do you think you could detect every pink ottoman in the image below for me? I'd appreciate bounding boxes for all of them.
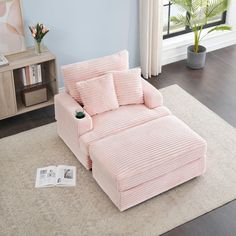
[89,115,207,211]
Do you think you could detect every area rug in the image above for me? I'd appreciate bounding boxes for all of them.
[0,85,236,236]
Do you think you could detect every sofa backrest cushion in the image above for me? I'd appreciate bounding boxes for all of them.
[76,73,119,116]
[111,68,144,106]
[62,50,129,103]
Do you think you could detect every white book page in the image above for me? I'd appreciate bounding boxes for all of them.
[56,165,76,187]
[22,68,27,86]
[35,166,57,188]
[29,65,33,84]
[37,64,42,83]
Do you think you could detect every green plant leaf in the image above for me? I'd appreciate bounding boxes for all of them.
[207,25,232,34]
[171,0,231,51]
[170,0,192,13]
[205,0,228,19]
[171,15,189,26]
[170,0,231,49]
[171,0,229,26]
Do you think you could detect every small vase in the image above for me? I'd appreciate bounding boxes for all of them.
[34,40,42,55]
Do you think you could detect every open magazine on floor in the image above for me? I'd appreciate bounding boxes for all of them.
[35,165,76,188]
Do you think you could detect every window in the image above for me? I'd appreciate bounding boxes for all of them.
[163,1,227,39]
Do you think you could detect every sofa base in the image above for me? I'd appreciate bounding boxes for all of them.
[93,156,206,211]
[57,121,91,169]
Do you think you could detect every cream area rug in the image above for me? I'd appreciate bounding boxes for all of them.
[0,85,236,236]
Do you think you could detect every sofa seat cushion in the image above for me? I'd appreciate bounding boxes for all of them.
[89,115,207,192]
[79,105,171,156]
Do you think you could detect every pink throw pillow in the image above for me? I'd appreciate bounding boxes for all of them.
[111,68,144,106]
[76,74,119,116]
[62,50,129,103]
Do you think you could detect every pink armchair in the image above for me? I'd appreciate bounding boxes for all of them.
[55,50,206,211]
[55,79,169,169]
[55,50,170,169]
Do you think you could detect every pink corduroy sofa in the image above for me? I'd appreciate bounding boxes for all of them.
[55,50,207,211]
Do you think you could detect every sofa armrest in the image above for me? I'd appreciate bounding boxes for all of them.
[142,79,163,109]
[55,92,93,136]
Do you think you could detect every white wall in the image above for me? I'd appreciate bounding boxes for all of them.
[21,0,140,88]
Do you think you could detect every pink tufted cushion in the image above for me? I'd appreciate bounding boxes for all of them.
[111,68,144,106]
[76,74,119,116]
[62,50,129,103]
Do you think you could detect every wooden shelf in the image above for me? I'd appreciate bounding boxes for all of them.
[0,47,55,73]
[0,48,58,120]
[16,95,54,115]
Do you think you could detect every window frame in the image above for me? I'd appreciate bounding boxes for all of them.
[163,2,227,39]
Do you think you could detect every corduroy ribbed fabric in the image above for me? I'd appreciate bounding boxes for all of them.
[76,74,119,116]
[79,105,171,156]
[93,156,205,211]
[142,79,163,109]
[111,68,144,106]
[90,115,207,211]
[62,50,129,103]
[55,92,93,169]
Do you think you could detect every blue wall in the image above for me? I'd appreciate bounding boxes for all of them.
[21,0,140,88]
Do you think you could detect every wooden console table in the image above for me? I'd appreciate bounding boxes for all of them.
[0,48,58,120]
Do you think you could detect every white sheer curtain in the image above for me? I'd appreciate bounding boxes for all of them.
[139,0,163,79]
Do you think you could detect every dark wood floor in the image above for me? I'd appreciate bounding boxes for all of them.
[152,45,236,128]
[163,200,236,236]
[0,105,55,138]
[0,45,236,236]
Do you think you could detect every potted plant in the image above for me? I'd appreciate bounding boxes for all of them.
[171,0,231,69]
[75,109,85,119]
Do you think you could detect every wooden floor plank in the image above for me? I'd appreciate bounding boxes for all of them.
[149,45,236,127]
[162,201,236,236]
